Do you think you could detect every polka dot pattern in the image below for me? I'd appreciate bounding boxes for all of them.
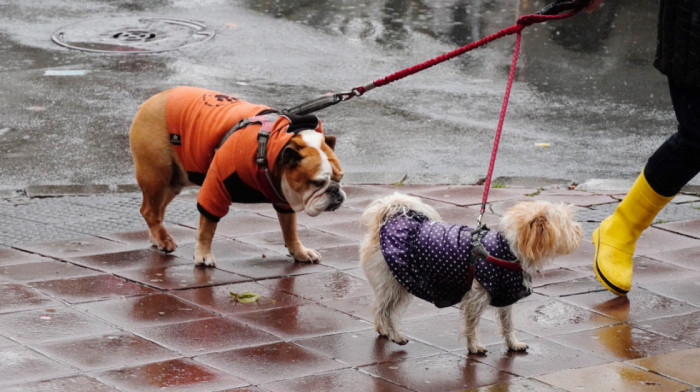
[379,211,532,308]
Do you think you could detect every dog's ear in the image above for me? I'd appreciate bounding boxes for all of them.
[324,135,337,151]
[280,145,303,167]
[518,214,556,262]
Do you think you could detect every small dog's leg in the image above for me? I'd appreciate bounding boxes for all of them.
[373,286,412,345]
[497,306,528,352]
[194,215,217,267]
[277,211,321,262]
[362,252,411,344]
[462,286,490,354]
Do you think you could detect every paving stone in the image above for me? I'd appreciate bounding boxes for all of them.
[295,329,443,367]
[29,274,157,304]
[172,281,310,316]
[459,378,570,392]
[0,261,100,283]
[185,241,333,279]
[316,244,361,270]
[94,358,247,392]
[548,323,697,361]
[637,312,700,347]
[114,264,249,290]
[322,294,459,324]
[361,353,517,392]
[485,298,617,337]
[0,306,119,344]
[560,288,698,324]
[77,293,214,329]
[237,227,357,256]
[2,375,120,392]
[99,226,198,248]
[402,313,534,352]
[262,368,413,392]
[34,332,179,372]
[630,348,700,386]
[535,362,691,392]
[644,245,700,271]
[631,256,700,286]
[234,303,371,340]
[0,248,46,266]
[640,276,700,307]
[134,316,280,356]
[464,337,609,377]
[0,215,86,246]
[196,342,346,384]
[0,346,75,387]
[657,218,700,239]
[258,270,371,302]
[0,282,60,313]
[16,237,133,259]
[408,185,536,207]
[66,248,191,272]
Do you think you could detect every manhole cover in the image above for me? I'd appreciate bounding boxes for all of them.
[51,17,215,53]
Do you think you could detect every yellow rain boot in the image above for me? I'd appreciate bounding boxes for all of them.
[592,171,674,296]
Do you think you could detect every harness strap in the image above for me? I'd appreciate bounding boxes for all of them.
[468,224,523,272]
[217,113,292,211]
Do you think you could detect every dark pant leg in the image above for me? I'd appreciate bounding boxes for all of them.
[644,79,700,197]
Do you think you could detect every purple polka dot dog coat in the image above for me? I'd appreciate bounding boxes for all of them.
[379,211,532,308]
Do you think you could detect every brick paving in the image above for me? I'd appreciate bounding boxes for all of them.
[0,183,698,391]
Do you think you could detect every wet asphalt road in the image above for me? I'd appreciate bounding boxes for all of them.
[1,0,696,190]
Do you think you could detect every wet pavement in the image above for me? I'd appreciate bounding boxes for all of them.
[0,182,699,391]
[2,0,700,390]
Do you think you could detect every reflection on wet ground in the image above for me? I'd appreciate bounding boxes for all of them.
[0,183,698,390]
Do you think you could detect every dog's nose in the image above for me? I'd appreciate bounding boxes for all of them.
[326,184,345,211]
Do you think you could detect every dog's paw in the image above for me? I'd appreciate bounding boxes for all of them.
[468,344,488,355]
[289,246,321,263]
[149,232,177,253]
[379,331,409,345]
[507,341,529,352]
[194,252,216,268]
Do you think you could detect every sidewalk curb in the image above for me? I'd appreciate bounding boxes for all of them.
[2,178,699,199]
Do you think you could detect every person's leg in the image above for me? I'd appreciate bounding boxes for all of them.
[645,80,700,196]
[593,79,700,296]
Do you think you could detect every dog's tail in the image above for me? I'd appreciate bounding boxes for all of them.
[360,192,442,265]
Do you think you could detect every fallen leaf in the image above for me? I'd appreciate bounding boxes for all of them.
[230,291,260,304]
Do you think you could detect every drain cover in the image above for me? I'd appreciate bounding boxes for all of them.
[51,17,215,53]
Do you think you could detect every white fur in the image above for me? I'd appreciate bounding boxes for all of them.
[360,192,582,354]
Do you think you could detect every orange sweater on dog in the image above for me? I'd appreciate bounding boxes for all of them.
[166,86,321,221]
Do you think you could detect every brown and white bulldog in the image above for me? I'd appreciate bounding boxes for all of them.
[129,86,345,267]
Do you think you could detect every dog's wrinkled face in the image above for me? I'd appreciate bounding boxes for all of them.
[279,130,345,216]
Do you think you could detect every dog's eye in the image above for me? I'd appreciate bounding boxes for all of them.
[310,179,326,188]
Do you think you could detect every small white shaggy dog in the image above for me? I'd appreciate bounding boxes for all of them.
[360,192,582,354]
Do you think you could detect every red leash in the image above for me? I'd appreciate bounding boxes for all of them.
[475,12,580,225]
[283,4,588,225]
[352,12,578,97]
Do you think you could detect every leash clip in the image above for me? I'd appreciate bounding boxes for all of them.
[467,224,491,266]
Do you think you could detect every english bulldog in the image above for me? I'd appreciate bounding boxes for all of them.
[129,86,345,267]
